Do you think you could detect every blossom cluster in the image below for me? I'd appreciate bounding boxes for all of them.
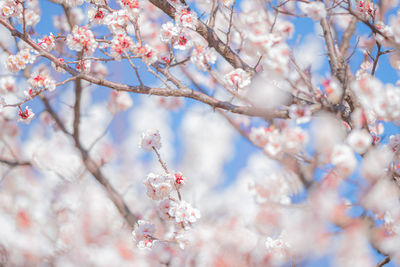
[110,34,134,60]
[356,0,375,17]
[134,130,200,248]
[0,0,22,18]
[249,125,308,157]
[66,26,98,55]
[6,48,37,73]
[28,71,56,92]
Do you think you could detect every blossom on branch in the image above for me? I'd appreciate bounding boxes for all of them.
[66,26,98,55]
[139,129,162,152]
[18,106,35,124]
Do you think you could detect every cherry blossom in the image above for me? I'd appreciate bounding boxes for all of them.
[298,2,327,21]
[0,0,22,18]
[289,104,312,124]
[18,106,35,124]
[28,72,56,92]
[346,129,372,154]
[160,21,179,43]
[66,26,98,55]
[175,8,197,30]
[224,68,252,89]
[133,220,156,249]
[1,0,400,265]
[110,33,134,60]
[191,45,217,71]
[143,173,173,200]
[168,200,201,229]
[0,76,16,93]
[331,144,357,176]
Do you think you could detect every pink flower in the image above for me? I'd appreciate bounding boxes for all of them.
[110,34,134,60]
[18,106,35,124]
[66,26,98,55]
[173,31,192,50]
[133,43,158,64]
[28,72,56,92]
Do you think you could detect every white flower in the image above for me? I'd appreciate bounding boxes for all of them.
[158,199,174,220]
[28,72,56,92]
[107,91,133,114]
[168,200,200,229]
[191,46,217,71]
[172,171,187,189]
[104,10,130,34]
[88,8,108,24]
[160,21,179,43]
[323,78,343,104]
[133,220,156,249]
[346,129,372,154]
[66,26,98,55]
[133,43,158,64]
[224,68,252,89]
[143,173,173,200]
[331,144,357,176]
[249,127,269,147]
[0,96,5,111]
[0,76,16,93]
[175,8,197,30]
[299,2,327,21]
[134,220,155,239]
[110,33,134,60]
[117,0,140,15]
[139,129,162,152]
[389,134,400,152]
[289,104,312,124]
[173,31,193,50]
[282,127,308,153]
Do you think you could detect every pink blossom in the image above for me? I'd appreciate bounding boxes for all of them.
[18,106,35,124]
[66,26,98,55]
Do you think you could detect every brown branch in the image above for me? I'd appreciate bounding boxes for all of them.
[224,0,237,54]
[376,256,391,267]
[208,0,219,28]
[339,17,357,57]
[72,74,82,143]
[0,19,284,119]
[41,96,138,226]
[148,0,252,72]
[371,42,382,76]
[0,158,31,167]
